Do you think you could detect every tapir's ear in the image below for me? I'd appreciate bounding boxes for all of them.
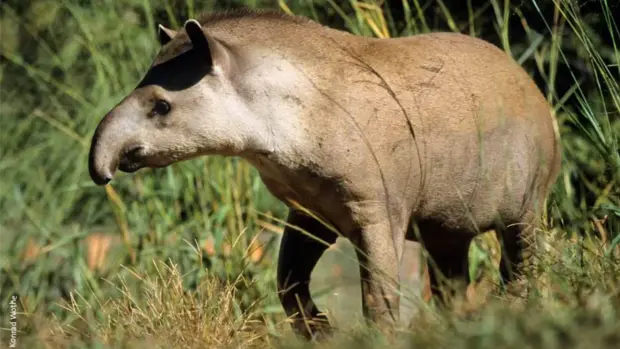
[184,18,233,75]
[157,24,177,45]
[184,19,210,52]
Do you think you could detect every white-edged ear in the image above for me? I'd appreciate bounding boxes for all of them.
[181,19,234,75]
[184,19,209,51]
[157,24,177,45]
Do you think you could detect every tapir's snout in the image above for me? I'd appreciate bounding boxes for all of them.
[89,140,148,185]
[88,97,160,185]
[88,114,120,185]
[88,109,137,186]
[88,157,115,185]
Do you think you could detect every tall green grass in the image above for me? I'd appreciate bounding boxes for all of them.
[0,0,285,323]
[0,0,618,347]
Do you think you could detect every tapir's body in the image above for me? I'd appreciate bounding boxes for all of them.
[88,10,561,340]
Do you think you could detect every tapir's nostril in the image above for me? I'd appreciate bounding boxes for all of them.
[89,157,115,185]
[91,169,114,186]
[102,174,112,185]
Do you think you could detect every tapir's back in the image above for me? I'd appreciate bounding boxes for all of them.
[284,28,561,231]
[351,31,561,227]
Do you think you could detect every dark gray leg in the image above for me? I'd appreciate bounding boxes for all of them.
[419,228,473,301]
[495,211,538,287]
[277,210,337,340]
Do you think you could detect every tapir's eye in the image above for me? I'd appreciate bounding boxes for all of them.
[152,99,171,116]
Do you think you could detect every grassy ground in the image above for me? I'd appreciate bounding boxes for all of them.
[1,0,619,348]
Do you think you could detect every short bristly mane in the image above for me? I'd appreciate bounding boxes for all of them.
[197,8,314,26]
[153,9,317,66]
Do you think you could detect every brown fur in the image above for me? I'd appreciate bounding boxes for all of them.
[88,9,562,340]
[197,8,314,25]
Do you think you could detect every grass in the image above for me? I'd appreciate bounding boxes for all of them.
[0,0,619,348]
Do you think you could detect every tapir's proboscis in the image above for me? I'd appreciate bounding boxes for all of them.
[88,9,561,340]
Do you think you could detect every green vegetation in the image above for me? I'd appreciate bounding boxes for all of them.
[0,0,618,348]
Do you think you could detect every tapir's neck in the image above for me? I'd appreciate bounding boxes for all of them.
[222,52,324,167]
[205,18,362,179]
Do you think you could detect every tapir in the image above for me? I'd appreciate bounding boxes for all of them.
[88,9,561,339]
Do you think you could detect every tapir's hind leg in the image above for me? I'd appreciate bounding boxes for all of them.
[418,227,473,301]
[277,210,337,340]
[495,210,539,288]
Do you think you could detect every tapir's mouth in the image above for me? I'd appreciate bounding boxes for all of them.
[118,146,146,173]
[118,161,144,173]
[118,146,174,173]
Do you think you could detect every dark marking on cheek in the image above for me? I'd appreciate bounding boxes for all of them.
[155,116,172,129]
[284,94,303,106]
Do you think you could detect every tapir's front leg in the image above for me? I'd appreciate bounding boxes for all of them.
[277,210,337,340]
[353,221,401,330]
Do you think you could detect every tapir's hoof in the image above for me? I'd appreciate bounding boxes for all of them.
[292,314,333,341]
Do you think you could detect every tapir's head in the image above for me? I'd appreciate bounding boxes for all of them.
[88,19,265,185]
